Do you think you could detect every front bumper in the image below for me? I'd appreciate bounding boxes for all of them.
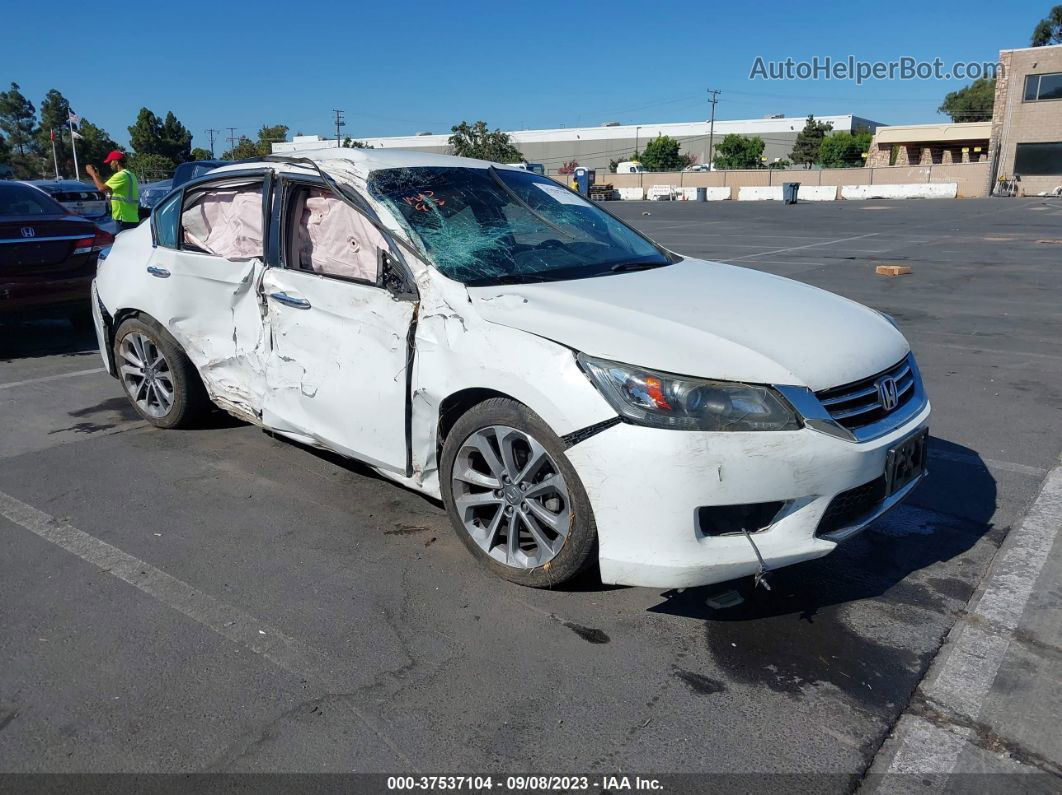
[564,401,931,588]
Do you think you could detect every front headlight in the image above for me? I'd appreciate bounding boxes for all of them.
[578,353,801,432]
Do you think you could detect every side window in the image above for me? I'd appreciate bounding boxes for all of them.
[181,182,264,260]
[153,191,182,249]
[286,186,383,283]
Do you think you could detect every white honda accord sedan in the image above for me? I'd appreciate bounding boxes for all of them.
[92,149,930,588]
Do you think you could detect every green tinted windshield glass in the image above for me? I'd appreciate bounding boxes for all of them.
[367,166,667,285]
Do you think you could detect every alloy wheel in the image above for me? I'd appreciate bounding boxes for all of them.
[451,425,572,569]
[119,332,175,418]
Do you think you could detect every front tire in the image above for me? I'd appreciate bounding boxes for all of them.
[113,317,210,428]
[440,398,597,587]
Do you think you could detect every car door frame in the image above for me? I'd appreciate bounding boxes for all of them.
[263,171,421,476]
[144,167,276,420]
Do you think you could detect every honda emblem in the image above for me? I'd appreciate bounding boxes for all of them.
[20,227,36,238]
[877,375,899,411]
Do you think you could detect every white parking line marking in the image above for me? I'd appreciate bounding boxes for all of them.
[0,487,416,769]
[882,464,1062,775]
[0,368,104,390]
[727,233,880,262]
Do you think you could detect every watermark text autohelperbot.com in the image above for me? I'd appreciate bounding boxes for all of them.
[749,56,999,84]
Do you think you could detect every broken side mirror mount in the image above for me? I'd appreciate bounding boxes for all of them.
[378,249,418,302]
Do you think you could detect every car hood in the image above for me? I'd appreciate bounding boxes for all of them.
[467,258,909,391]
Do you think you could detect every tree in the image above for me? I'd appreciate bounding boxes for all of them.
[680,153,699,169]
[221,136,260,160]
[0,82,37,156]
[342,137,374,149]
[127,152,174,182]
[448,120,523,162]
[712,134,765,169]
[558,159,578,175]
[129,108,193,163]
[0,133,11,166]
[74,118,120,173]
[608,153,639,173]
[1031,4,1062,45]
[639,135,685,170]
[937,77,996,122]
[791,116,833,168]
[257,124,289,152]
[129,108,163,156]
[190,147,213,161]
[818,127,873,168]
[159,112,192,163]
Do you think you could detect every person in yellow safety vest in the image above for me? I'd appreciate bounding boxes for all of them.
[86,150,140,231]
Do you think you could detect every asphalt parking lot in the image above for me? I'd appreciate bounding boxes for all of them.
[2,197,1061,785]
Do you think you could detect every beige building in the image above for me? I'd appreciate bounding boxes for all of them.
[864,122,991,167]
[988,43,1062,195]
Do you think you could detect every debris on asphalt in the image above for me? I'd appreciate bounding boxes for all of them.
[876,265,913,276]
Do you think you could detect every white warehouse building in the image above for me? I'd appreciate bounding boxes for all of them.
[271,115,884,173]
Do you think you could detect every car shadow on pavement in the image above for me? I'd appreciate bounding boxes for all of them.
[646,437,997,710]
[0,318,99,362]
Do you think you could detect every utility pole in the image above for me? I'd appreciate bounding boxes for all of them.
[706,89,721,169]
[332,108,346,148]
[226,127,238,156]
[205,128,220,158]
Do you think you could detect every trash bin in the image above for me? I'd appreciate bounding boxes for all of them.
[696,187,707,202]
[782,182,800,205]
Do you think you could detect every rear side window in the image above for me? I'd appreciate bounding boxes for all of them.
[0,184,62,216]
[180,182,264,260]
[153,192,182,249]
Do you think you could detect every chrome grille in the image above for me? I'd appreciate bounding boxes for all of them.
[815,355,917,432]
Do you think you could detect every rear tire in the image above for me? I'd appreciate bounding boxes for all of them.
[440,398,597,588]
[113,316,211,428]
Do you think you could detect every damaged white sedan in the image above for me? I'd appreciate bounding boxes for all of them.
[92,149,929,588]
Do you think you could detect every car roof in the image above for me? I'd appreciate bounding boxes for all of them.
[214,147,515,177]
[26,179,99,192]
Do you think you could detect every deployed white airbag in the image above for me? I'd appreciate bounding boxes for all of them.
[295,189,383,282]
[182,186,263,260]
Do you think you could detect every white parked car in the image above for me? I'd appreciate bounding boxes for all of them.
[92,149,930,589]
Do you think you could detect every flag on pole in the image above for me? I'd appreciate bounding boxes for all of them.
[68,111,80,127]
[50,128,55,141]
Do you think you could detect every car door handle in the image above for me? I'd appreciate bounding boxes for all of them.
[269,291,311,309]
[146,266,170,278]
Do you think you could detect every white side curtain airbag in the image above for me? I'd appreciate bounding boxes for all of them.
[296,190,383,281]
[182,187,264,260]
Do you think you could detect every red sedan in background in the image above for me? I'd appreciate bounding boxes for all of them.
[1,181,114,328]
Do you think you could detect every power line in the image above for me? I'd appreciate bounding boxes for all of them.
[205,128,220,158]
[226,127,238,154]
[332,108,346,147]
[706,89,721,168]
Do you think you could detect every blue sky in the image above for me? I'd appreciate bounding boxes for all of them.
[1,0,1048,150]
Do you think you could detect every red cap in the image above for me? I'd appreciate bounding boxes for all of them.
[103,150,125,164]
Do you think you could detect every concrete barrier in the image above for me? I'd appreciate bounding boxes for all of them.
[647,185,675,200]
[841,183,958,200]
[798,185,838,201]
[739,185,838,201]
[704,187,731,201]
[618,187,644,200]
[738,186,782,201]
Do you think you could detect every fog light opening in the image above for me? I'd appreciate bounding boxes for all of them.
[696,501,784,538]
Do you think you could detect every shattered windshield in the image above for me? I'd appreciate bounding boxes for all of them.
[367,166,669,285]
